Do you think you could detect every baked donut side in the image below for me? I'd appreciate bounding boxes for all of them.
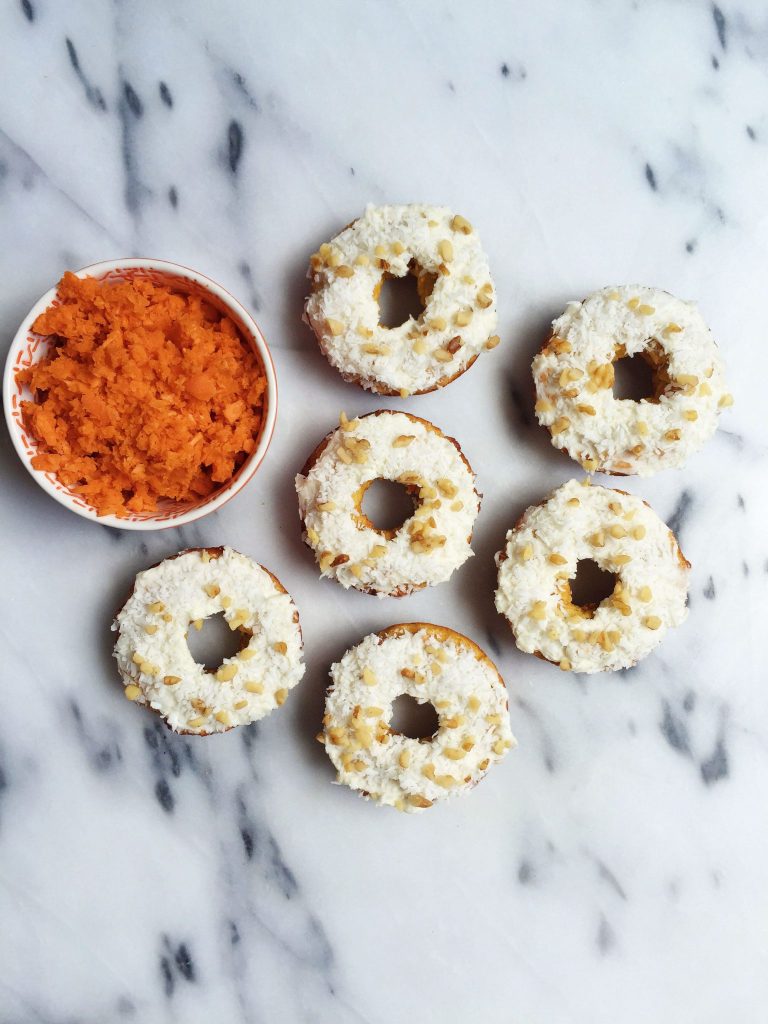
[113,546,305,735]
[494,479,690,673]
[305,204,500,396]
[321,623,515,812]
[532,285,733,476]
[295,410,481,597]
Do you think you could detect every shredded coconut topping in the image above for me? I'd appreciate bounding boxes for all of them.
[323,625,515,812]
[494,480,690,672]
[533,285,731,475]
[113,547,305,733]
[305,204,498,394]
[296,411,480,597]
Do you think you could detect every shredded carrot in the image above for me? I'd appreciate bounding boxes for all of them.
[17,272,267,517]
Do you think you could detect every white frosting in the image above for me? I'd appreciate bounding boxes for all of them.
[112,548,305,733]
[494,480,690,673]
[532,285,732,475]
[304,204,498,395]
[295,411,480,597]
[323,625,515,812]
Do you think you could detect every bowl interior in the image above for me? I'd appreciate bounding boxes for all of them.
[7,263,273,526]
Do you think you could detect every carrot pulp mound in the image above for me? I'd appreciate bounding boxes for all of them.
[17,271,267,517]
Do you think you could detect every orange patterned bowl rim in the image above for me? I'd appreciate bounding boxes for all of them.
[2,258,277,531]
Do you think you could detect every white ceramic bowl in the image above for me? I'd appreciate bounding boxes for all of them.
[3,258,277,530]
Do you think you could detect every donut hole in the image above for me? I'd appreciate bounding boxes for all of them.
[360,478,417,532]
[376,260,434,328]
[612,353,657,402]
[389,694,439,740]
[568,559,618,616]
[186,612,248,672]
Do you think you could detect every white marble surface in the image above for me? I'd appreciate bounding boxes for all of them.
[1,1,766,1021]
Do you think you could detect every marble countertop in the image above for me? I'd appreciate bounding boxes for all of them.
[1,2,765,1022]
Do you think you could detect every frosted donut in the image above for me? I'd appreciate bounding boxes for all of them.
[321,623,515,812]
[113,547,305,734]
[494,480,690,673]
[304,204,500,396]
[295,410,481,597]
[532,285,733,476]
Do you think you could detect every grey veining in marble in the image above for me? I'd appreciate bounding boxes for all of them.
[0,1,766,1022]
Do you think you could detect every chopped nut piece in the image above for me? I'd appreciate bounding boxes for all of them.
[446,335,462,354]
[273,641,288,654]
[450,214,473,233]
[408,794,433,808]
[637,304,655,315]
[336,265,354,278]
[187,717,207,729]
[644,615,662,630]
[327,318,344,336]
[239,648,257,661]
[275,688,288,706]
[548,553,567,565]
[124,684,141,701]
[163,675,181,686]
[234,700,248,710]
[719,393,734,408]
[638,586,653,602]
[399,749,411,768]
[203,583,221,598]
[144,624,158,635]
[147,601,165,613]
[454,308,473,327]
[430,316,447,331]
[215,711,231,726]
[530,601,547,620]
[393,434,415,447]
[438,239,453,262]
[485,334,501,350]
[362,667,377,686]
[245,681,263,693]
[551,416,570,434]
[631,525,646,540]
[216,664,238,682]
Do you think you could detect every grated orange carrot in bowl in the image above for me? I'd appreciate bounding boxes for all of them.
[17,271,267,517]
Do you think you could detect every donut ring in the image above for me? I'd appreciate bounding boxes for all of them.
[113,546,305,734]
[295,410,481,597]
[321,623,515,812]
[304,204,500,396]
[532,285,733,475]
[494,480,690,673]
